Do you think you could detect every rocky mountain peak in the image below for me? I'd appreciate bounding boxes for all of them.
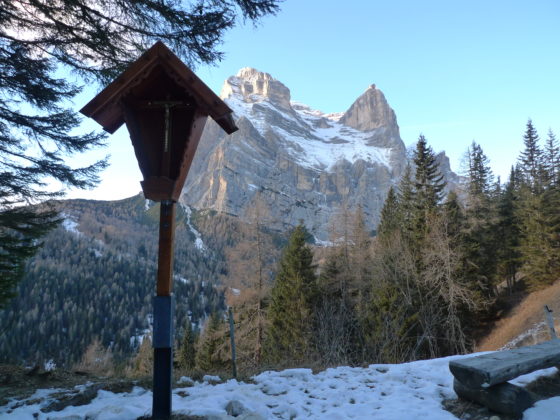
[220,67,292,110]
[184,69,458,240]
[339,85,397,132]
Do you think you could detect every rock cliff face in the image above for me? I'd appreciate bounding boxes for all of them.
[182,69,453,240]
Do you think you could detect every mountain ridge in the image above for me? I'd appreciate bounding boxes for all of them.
[183,68,457,240]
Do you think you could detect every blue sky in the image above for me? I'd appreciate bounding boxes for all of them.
[70,0,560,200]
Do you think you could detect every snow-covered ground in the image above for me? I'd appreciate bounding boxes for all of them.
[1,354,558,419]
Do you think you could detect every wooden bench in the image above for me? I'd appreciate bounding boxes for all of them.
[449,339,560,416]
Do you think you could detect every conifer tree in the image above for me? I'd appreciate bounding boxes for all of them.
[467,142,494,197]
[517,192,554,289]
[265,223,317,365]
[195,312,228,373]
[516,122,560,289]
[178,320,197,371]
[396,165,416,239]
[411,135,446,244]
[377,187,401,240]
[0,206,59,307]
[463,142,498,298]
[519,119,543,192]
[496,167,522,293]
[443,191,464,239]
[543,129,559,186]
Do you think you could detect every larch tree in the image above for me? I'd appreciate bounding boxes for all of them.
[0,0,282,307]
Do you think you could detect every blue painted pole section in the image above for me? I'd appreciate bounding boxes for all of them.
[153,295,174,419]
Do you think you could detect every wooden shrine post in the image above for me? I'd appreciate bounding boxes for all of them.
[80,41,237,419]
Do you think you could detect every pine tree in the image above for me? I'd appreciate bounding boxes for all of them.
[496,167,522,293]
[519,119,543,192]
[543,129,559,186]
[377,187,401,240]
[467,142,493,197]
[0,205,59,307]
[443,191,464,239]
[177,320,197,371]
[195,312,228,373]
[516,121,560,289]
[397,165,416,239]
[264,223,317,365]
[411,135,446,245]
[0,0,281,307]
[463,142,498,298]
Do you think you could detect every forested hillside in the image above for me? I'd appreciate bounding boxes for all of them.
[0,195,227,367]
[2,120,558,376]
[190,121,560,376]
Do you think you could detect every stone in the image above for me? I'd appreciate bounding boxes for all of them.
[225,400,246,417]
[339,85,398,133]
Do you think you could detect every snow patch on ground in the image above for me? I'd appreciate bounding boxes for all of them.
[43,359,56,372]
[181,204,207,252]
[314,236,334,247]
[2,353,559,419]
[175,275,189,285]
[61,213,82,236]
[129,314,153,349]
[525,397,560,420]
[501,321,547,350]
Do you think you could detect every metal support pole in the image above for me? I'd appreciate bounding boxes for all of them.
[153,200,176,420]
[544,305,558,340]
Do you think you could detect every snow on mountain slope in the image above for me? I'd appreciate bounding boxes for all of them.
[182,68,411,239]
[223,72,394,171]
[1,354,558,419]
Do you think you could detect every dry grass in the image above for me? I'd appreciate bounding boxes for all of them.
[476,280,560,351]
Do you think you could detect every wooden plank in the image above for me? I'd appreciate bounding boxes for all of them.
[454,379,536,416]
[156,201,176,296]
[449,340,560,388]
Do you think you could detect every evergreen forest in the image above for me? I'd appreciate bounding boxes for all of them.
[0,195,226,367]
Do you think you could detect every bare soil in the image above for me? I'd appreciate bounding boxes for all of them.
[476,280,560,351]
